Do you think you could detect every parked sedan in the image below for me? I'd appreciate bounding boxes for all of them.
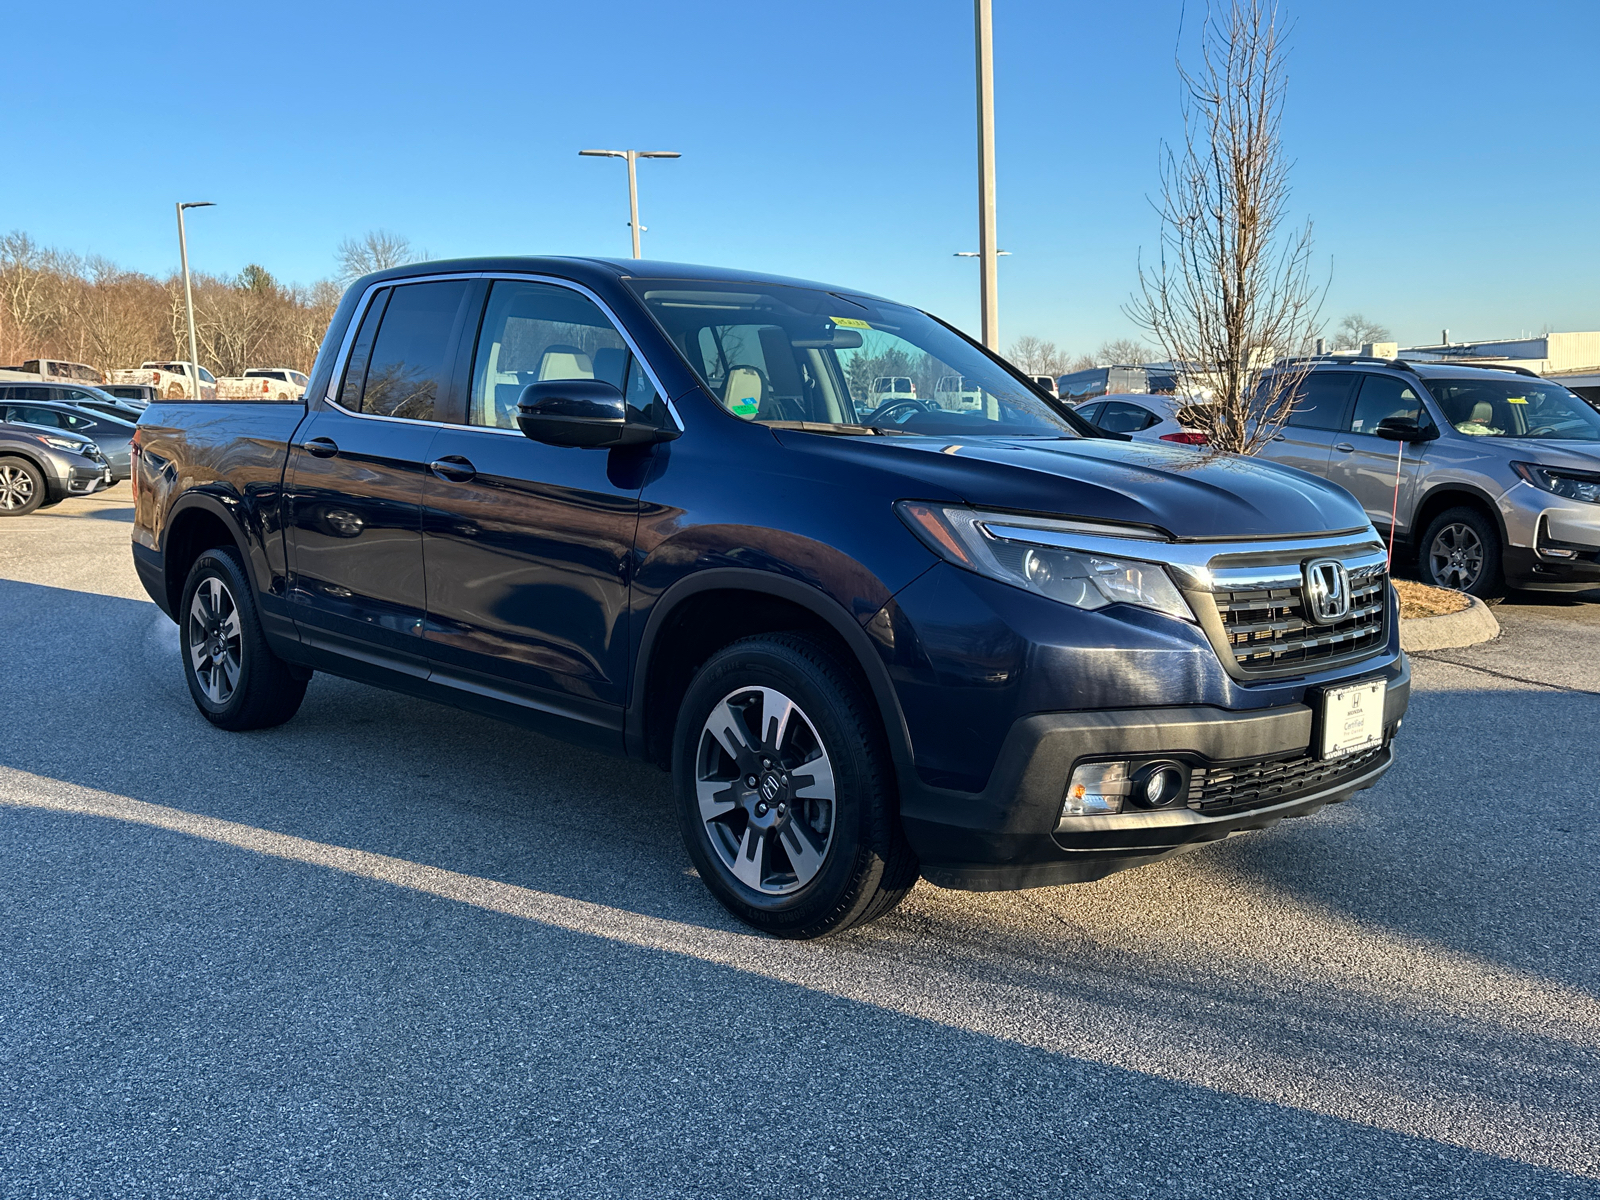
[0,399,135,480]
[0,419,112,514]
[99,383,157,408]
[0,381,144,420]
[1072,394,1211,446]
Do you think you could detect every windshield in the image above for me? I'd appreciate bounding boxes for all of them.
[1427,377,1600,441]
[627,279,1082,437]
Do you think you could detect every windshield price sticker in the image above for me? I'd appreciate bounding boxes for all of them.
[830,317,872,329]
[1320,679,1385,760]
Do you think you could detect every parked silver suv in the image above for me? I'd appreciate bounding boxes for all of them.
[1258,358,1600,597]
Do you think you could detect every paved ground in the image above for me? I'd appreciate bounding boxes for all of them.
[2,486,1598,1199]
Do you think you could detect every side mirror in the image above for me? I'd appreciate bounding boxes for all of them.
[516,380,678,449]
[1373,416,1439,443]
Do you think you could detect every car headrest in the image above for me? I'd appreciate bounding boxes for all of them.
[537,345,594,381]
[724,367,763,420]
[1470,401,1494,424]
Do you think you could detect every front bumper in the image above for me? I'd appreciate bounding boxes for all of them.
[66,464,110,495]
[904,655,1410,891]
[1500,485,1600,591]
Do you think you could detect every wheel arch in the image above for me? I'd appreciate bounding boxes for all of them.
[0,448,58,501]
[162,492,255,616]
[1412,483,1509,549]
[629,568,913,777]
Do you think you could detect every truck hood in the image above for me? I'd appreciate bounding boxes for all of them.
[784,433,1371,540]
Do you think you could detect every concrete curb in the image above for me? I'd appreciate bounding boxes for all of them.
[1399,594,1500,652]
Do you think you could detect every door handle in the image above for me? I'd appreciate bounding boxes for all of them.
[1271,433,1286,441]
[1334,442,1355,452]
[303,437,339,458]
[429,456,476,483]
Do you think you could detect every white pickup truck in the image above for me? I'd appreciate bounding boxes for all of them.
[107,361,217,401]
[215,367,310,401]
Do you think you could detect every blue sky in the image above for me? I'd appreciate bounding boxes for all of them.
[7,0,1597,353]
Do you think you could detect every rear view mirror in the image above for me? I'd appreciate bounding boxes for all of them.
[1373,416,1439,443]
[790,325,864,349]
[517,380,677,449]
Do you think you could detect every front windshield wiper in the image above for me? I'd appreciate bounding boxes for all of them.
[763,421,914,437]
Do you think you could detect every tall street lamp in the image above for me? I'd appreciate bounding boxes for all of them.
[579,149,681,259]
[973,0,999,349]
[176,201,214,398]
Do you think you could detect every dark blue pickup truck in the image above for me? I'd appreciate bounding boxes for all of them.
[130,257,1409,937]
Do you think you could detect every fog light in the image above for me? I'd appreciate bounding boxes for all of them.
[1060,762,1130,823]
[1128,761,1188,810]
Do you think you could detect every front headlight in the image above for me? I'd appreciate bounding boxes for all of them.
[40,435,92,454]
[1512,462,1600,504]
[896,501,1195,622]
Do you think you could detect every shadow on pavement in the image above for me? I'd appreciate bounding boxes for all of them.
[2,577,1598,1194]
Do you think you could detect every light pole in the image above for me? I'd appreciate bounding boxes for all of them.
[176,201,214,398]
[579,149,681,258]
[974,0,999,349]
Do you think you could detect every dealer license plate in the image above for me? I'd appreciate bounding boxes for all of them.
[1320,680,1384,760]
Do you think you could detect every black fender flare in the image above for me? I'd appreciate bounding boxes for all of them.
[1413,481,1512,547]
[161,488,261,612]
[627,566,915,776]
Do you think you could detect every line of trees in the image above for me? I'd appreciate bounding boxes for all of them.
[1006,336,1154,378]
[0,230,423,377]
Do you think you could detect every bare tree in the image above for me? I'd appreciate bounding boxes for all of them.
[1006,335,1074,377]
[1331,312,1392,351]
[336,230,416,284]
[1093,338,1151,365]
[1126,1,1322,455]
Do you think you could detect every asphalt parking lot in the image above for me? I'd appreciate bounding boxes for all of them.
[2,486,1598,1199]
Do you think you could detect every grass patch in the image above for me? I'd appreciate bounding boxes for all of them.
[1395,578,1471,619]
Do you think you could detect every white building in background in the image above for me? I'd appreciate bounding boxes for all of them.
[1400,331,1600,403]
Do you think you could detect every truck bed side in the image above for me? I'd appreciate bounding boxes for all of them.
[131,402,309,629]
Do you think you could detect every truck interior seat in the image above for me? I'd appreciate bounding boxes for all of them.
[590,347,628,391]
[536,345,594,382]
[724,367,763,419]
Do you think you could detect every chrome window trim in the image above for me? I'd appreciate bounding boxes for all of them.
[975,516,1386,593]
[321,270,683,432]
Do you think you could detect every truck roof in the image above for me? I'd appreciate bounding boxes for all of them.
[350,256,898,306]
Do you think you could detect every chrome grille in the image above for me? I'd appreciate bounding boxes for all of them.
[1213,563,1388,676]
[1188,742,1389,815]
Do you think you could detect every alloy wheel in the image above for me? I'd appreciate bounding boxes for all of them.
[1428,522,1484,591]
[187,576,243,705]
[695,685,836,896]
[0,465,35,510]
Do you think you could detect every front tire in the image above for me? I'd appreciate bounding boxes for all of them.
[1419,506,1505,600]
[672,633,918,939]
[0,457,46,516]
[179,547,309,730]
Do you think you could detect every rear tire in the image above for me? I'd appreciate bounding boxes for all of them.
[0,457,46,516]
[672,633,918,939]
[179,547,309,730]
[1418,506,1505,601]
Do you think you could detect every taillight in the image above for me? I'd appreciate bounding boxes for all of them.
[130,427,141,505]
[1160,431,1209,445]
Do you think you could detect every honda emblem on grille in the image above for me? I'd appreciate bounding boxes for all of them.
[1304,558,1351,624]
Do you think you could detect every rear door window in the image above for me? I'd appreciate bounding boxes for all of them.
[1098,401,1157,433]
[1285,373,1355,430]
[340,281,471,422]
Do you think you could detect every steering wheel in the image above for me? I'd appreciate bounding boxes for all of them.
[1525,424,1561,437]
[866,397,930,426]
